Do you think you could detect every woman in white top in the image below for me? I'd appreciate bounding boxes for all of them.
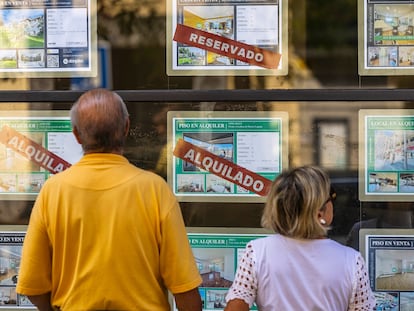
[225,166,376,311]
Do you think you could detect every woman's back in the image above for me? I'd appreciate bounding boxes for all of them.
[225,166,375,311]
[248,235,372,311]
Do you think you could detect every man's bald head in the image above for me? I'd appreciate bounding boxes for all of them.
[70,89,130,154]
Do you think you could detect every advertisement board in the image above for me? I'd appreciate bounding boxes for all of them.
[171,228,271,311]
[0,226,34,310]
[359,109,414,201]
[0,0,97,78]
[0,111,82,200]
[359,0,414,75]
[167,111,288,202]
[360,229,414,311]
[166,0,288,76]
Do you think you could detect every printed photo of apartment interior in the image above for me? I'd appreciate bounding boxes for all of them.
[193,248,235,288]
[375,249,414,291]
[183,6,234,65]
[400,292,414,310]
[373,292,398,311]
[206,289,228,309]
[374,4,414,45]
[182,132,234,172]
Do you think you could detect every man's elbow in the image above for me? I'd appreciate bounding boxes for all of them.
[174,287,202,311]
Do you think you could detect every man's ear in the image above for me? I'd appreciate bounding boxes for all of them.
[124,118,130,137]
[73,126,82,145]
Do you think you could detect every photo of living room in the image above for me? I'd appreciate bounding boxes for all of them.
[374,4,414,45]
[193,247,235,288]
[375,249,414,291]
[183,6,234,38]
[182,6,235,65]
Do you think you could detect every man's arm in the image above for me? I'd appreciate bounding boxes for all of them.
[27,293,54,311]
[174,288,202,311]
[224,298,250,311]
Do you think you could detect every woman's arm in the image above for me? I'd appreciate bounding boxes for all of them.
[348,254,376,311]
[224,298,250,311]
[224,243,257,309]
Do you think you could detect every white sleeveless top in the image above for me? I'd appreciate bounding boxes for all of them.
[225,235,376,311]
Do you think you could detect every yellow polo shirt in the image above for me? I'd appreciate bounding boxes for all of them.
[16,153,201,310]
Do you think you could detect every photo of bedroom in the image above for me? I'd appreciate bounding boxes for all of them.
[375,249,414,291]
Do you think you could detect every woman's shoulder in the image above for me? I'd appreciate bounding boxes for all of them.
[248,234,285,248]
[323,238,362,259]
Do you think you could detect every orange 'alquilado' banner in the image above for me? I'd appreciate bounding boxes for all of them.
[173,138,272,196]
[173,24,281,70]
[0,125,72,174]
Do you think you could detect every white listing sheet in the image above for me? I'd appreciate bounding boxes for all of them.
[47,8,88,47]
[236,5,279,45]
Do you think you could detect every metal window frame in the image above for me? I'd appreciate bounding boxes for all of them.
[0,89,413,102]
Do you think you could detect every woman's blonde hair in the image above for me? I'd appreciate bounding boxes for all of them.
[261,165,331,239]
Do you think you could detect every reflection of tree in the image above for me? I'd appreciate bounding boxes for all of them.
[98,0,165,47]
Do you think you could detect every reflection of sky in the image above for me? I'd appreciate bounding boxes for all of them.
[0,246,21,258]
[183,136,233,155]
[0,50,15,58]
[184,136,210,149]
[377,130,394,137]
[2,9,44,24]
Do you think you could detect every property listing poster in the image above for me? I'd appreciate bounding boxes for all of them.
[359,0,414,75]
[359,109,414,201]
[0,0,97,77]
[172,232,269,311]
[0,230,35,309]
[362,230,414,311]
[0,111,82,200]
[168,111,288,202]
[166,0,288,76]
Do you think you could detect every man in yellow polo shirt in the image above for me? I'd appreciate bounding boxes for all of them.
[16,88,202,311]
